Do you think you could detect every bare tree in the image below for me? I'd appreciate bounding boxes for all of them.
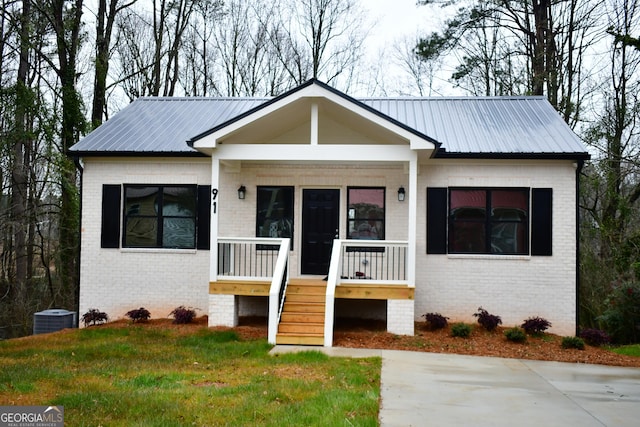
[416,0,600,125]
[274,0,368,89]
[91,0,138,129]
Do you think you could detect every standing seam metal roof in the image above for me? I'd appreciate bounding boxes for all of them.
[69,95,588,158]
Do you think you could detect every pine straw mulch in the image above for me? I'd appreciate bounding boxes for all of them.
[99,316,640,368]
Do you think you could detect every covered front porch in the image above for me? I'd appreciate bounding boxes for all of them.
[209,237,414,346]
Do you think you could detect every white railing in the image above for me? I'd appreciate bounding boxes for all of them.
[324,239,409,346]
[216,237,289,345]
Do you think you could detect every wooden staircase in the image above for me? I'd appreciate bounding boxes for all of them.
[276,279,326,346]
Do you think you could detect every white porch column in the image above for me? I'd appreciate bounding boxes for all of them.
[210,156,220,281]
[407,151,418,288]
[208,156,238,327]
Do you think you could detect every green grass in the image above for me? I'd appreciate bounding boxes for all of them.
[0,326,380,426]
[610,344,640,358]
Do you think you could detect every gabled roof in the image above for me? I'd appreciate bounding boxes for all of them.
[69,80,589,160]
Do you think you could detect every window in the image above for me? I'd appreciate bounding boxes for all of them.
[123,185,197,248]
[427,187,552,256]
[100,184,211,250]
[448,189,528,254]
[347,187,385,240]
[256,186,294,248]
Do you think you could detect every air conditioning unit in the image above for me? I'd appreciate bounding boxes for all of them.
[33,309,76,335]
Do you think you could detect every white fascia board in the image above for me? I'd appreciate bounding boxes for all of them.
[214,144,415,162]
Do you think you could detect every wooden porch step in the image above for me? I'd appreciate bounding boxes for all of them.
[282,302,325,313]
[276,279,327,346]
[278,322,324,334]
[280,312,325,323]
[284,293,325,303]
[275,333,324,346]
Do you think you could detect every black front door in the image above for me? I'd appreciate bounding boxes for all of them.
[301,189,340,275]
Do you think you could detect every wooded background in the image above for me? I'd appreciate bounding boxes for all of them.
[1,0,638,342]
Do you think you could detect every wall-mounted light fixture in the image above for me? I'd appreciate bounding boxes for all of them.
[397,186,406,202]
[237,185,246,200]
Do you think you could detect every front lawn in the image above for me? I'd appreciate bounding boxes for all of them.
[0,324,380,426]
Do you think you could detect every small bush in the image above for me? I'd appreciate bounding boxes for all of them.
[422,312,449,330]
[473,307,502,331]
[561,336,585,350]
[451,323,472,338]
[504,327,527,343]
[578,328,610,347]
[597,281,640,344]
[81,308,108,327]
[521,317,552,335]
[125,307,151,323]
[169,306,197,324]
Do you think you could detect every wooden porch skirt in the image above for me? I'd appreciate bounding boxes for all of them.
[209,280,414,300]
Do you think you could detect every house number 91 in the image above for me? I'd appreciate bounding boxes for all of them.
[211,188,218,214]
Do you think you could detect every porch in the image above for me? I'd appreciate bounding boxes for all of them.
[209,238,414,346]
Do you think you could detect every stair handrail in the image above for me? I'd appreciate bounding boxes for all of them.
[267,238,290,344]
[323,239,344,347]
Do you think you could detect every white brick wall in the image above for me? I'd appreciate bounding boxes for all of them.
[208,294,238,327]
[388,299,414,335]
[80,157,578,337]
[78,158,211,322]
[416,160,578,335]
[217,162,408,276]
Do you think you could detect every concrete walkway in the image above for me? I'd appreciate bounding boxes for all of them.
[271,346,640,426]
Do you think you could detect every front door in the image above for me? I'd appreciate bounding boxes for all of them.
[301,189,340,275]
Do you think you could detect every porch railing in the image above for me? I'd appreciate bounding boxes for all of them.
[216,237,289,344]
[324,239,409,346]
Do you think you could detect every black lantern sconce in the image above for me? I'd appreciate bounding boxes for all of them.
[237,185,246,200]
[397,186,406,202]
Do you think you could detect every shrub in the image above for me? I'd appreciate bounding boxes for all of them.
[125,307,151,323]
[422,312,449,330]
[597,281,640,344]
[451,323,472,338]
[81,308,108,327]
[561,336,585,350]
[169,306,197,324]
[504,327,527,343]
[521,317,552,335]
[473,307,502,331]
[578,328,611,347]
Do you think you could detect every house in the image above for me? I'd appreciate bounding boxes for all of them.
[70,79,589,345]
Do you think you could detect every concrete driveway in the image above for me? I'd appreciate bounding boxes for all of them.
[271,346,640,427]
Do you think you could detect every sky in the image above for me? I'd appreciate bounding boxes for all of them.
[364,0,440,46]
[359,0,457,95]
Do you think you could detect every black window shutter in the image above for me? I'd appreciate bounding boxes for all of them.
[427,188,448,254]
[531,188,552,256]
[197,185,211,250]
[101,184,121,248]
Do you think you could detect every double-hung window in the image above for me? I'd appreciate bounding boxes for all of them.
[100,184,211,250]
[123,185,197,249]
[347,187,385,241]
[448,188,529,254]
[427,187,552,256]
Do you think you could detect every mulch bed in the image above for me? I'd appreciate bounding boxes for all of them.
[104,316,640,368]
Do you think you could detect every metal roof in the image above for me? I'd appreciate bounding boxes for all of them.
[70,90,588,159]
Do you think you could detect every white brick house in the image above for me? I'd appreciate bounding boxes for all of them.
[70,80,589,344]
